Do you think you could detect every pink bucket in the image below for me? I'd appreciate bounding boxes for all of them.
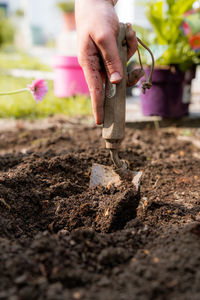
[53,56,89,97]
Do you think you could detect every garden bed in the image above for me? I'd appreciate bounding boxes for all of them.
[0,120,200,300]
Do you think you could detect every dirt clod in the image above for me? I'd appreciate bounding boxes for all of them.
[0,121,200,300]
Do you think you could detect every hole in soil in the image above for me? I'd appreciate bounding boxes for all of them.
[0,151,140,238]
[1,125,200,299]
[53,183,140,233]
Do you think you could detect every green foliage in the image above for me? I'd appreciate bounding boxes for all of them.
[57,1,75,13]
[134,24,168,65]
[137,0,199,69]
[15,9,24,17]
[186,13,200,35]
[0,51,52,72]
[0,9,15,47]
[0,52,91,119]
[0,75,92,119]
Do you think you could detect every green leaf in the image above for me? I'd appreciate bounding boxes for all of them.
[170,0,195,16]
[166,0,175,10]
[185,12,200,35]
[140,0,198,68]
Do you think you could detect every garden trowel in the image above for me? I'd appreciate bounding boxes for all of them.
[90,23,154,190]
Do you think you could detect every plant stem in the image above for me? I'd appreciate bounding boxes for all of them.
[0,88,29,96]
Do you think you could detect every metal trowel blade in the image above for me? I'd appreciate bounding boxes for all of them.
[89,163,142,190]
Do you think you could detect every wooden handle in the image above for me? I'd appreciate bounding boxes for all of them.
[102,23,127,149]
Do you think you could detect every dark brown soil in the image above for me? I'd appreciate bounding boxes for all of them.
[0,119,200,300]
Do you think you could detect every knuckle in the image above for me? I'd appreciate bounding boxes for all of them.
[104,58,116,68]
[78,54,100,71]
[104,52,120,69]
[96,31,111,47]
[128,29,136,41]
[90,85,103,97]
[132,29,136,38]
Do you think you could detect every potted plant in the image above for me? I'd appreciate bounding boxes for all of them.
[53,1,89,97]
[182,8,200,54]
[57,1,75,31]
[137,0,200,118]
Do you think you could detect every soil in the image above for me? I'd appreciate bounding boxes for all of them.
[0,119,200,300]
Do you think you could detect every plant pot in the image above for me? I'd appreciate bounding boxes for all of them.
[63,12,76,31]
[140,67,196,118]
[53,55,89,98]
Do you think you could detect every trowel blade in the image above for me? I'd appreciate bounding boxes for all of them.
[89,163,142,190]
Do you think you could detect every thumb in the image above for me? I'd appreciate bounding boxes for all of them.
[127,69,145,87]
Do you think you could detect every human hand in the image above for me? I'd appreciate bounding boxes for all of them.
[75,0,138,124]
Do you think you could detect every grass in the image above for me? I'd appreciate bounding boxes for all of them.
[0,51,52,71]
[0,75,92,119]
[0,51,92,119]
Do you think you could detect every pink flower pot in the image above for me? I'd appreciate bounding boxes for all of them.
[53,55,89,97]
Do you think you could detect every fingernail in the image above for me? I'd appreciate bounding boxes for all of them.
[95,115,103,125]
[110,72,122,83]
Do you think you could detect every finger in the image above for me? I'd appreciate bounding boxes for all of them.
[126,23,138,61]
[78,48,104,125]
[95,30,123,84]
[82,59,104,125]
[127,69,145,87]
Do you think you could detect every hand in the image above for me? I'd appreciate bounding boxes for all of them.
[75,0,138,124]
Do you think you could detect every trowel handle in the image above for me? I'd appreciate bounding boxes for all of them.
[102,23,128,149]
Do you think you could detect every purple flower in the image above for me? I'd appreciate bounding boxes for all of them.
[28,79,48,102]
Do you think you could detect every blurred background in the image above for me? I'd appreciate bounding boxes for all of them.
[0,0,199,121]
